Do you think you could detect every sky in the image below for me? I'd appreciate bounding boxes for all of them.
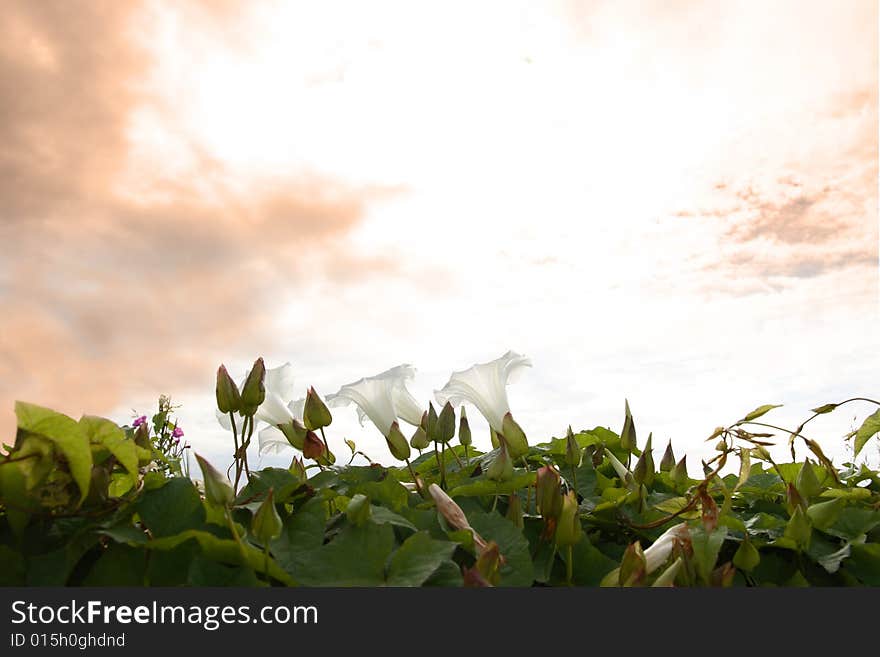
[0,0,877,474]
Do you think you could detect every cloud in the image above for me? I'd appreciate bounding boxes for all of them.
[0,1,397,438]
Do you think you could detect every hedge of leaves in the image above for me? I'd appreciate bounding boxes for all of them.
[1,393,879,587]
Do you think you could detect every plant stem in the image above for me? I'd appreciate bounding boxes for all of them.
[319,427,331,457]
[405,459,424,497]
[521,457,533,513]
[566,544,573,585]
[230,412,242,494]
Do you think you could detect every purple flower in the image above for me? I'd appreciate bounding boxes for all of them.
[172,426,184,438]
[133,415,147,427]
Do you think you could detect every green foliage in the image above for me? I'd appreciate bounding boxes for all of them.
[2,394,880,587]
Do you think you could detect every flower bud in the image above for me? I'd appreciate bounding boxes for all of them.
[733,537,760,571]
[489,428,501,449]
[659,440,675,472]
[289,456,307,482]
[458,406,472,446]
[536,465,563,520]
[620,399,637,453]
[385,421,411,461]
[633,433,654,487]
[714,439,727,452]
[806,498,844,530]
[486,439,514,482]
[555,490,583,547]
[425,402,438,441]
[462,566,493,587]
[195,453,234,507]
[786,482,806,513]
[302,430,326,461]
[619,541,647,586]
[564,425,582,467]
[475,541,502,585]
[501,412,529,459]
[670,455,689,488]
[134,421,151,450]
[604,448,631,484]
[795,460,822,500]
[252,488,282,544]
[345,493,372,527]
[279,418,308,450]
[215,364,241,414]
[240,357,266,416]
[784,505,812,549]
[435,402,456,444]
[410,425,430,450]
[506,493,523,529]
[303,387,332,430]
[428,483,489,553]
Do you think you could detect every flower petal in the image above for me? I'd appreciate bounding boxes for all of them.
[258,425,292,456]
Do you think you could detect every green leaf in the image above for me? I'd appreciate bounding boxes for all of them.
[853,409,880,458]
[187,557,261,586]
[15,402,93,503]
[236,468,303,504]
[843,543,880,585]
[82,544,146,586]
[740,404,782,423]
[369,505,418,532]
[386,531,457,586]
[136,477,206,538]
[566,537,619,586]
[690,526,728,584]
[468,511,534,587]
[810,403,838,415]
[79,416,138,486]
[289,522,395,586]
[448,469,536,497]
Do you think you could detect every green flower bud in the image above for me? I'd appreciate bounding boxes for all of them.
[458,406,472,446]
[134,422,151,450]
[619,541,647,586]
[620,399,637,453]
[489,428,501,449]
[671,455,689,488]
[604,448,631,484]
[564,426,581,467]
[487,439,514,482]
[555,490,583,547]
[240,358,266,416]
[215,364,241,414]
[633,433,655,487]
[345,493,372,527]
[784,505,812,549]
[289,456,306,482]
[279,418,308,450]
[659,440,676,472]
[303,387,332,430]
[806,498,844,530]
[385,421,411,461]
[714,439,727,452]
[436,402,456,444]
[252,488,282,544]
[506,493,523,529]
[536,465,563,520]
[733,537,760,571]
[195,453,234,508]
[795,460,822,500]
[501,412,529,459]
[425,402,439,442]
[474,541,502,586]
[410,425,430,450]
[786,483,806,513]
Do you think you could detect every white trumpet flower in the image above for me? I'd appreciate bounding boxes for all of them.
[434,350,532,434]
[327,364,424,433]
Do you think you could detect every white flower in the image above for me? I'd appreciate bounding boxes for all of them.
[643,523,691,574]
[327,364,424,434]
[257,397,306,456]
[434,350,531,434]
